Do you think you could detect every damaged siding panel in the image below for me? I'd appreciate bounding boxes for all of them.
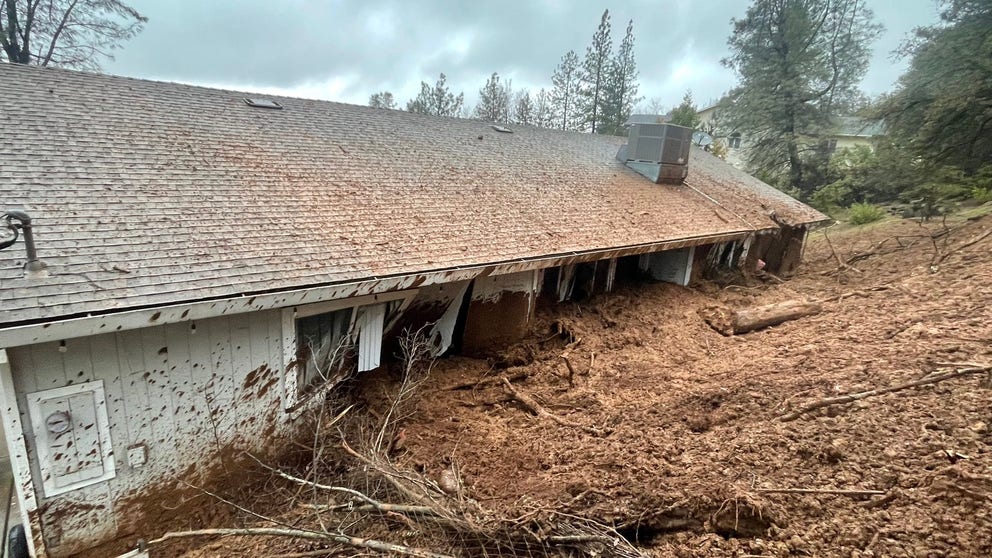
[427,281,471,356]
[356,304,386,373]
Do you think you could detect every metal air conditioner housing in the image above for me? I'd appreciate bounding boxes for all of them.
[622,123,693,184]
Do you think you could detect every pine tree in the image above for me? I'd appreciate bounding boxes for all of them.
[514,91,534,125]
[533,88,554,128]
[600,19,639,135]
[550,50,582,131]
[879,0,992,172]
[723,0,881,196]
[669,91,701,129]
[475,72,511,122]
[579,9,612,134]
[406,73,465,117]
[368,91,397,109]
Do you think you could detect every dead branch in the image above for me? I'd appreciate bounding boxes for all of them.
[932,227,992,267]
[247,453,439,516]
[814,285,891,304]
[501,378,608,437]
[780,364,992,421]
[756,488,885,496]
[822,230,862,274]
[147,528,455,558]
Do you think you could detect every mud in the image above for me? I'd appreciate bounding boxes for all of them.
[171,213,992,557]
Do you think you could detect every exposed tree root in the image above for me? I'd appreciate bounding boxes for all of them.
[501,377,609,436]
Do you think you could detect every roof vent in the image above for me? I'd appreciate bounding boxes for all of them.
[616,123,692,184]
[244,98,283,110]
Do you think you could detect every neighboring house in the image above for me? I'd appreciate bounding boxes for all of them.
[697,104,885,169]
[0,64,827,557]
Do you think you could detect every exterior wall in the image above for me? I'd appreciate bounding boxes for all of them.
[7,310,289,556]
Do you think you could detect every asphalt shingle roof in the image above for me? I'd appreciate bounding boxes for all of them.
[0,64,826,326]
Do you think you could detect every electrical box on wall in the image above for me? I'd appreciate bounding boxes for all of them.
[27,380,116,497]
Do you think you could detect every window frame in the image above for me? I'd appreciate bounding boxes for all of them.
[280,290,417,413]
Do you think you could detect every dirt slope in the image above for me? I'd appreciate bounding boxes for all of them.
[176,213,992,558]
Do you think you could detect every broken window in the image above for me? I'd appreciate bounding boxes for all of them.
[295,307,355,397]
[728,132,742,149]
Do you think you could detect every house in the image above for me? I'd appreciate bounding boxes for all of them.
[0,64,827,557]
[697,103,885,168]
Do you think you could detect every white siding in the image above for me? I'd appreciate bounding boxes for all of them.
[7,309,288,556]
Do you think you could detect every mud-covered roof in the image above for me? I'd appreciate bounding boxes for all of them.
[0,65,826,325]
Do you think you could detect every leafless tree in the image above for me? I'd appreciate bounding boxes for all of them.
[1,0,146,70]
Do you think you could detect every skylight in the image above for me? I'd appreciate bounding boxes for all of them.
[244,98,283,110]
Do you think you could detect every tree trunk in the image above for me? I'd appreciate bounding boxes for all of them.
[700,300,822,335]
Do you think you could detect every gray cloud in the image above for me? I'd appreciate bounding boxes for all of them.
[107,0,939,112]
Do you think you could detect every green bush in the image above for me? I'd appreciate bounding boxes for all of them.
[972,186,992,203]
[847,202,886,225]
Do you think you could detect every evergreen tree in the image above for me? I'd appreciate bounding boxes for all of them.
[722,0,881,197]
[368,91,397,109]
[533,88,554,128]
[669,91,701,129]
[879,0,992,173]
[406,73,465,117]
[475,72,511,122]
[579,9,612,133]
[550,50,582,131]
[513,90,533,125]
[600,19,639,135]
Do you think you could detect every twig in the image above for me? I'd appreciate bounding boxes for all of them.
[501,378,608,437]
[246,453,438,516]
[756,488,885,496]
[780,364,991,421]
[147,528,455,558]
[560,356,576,386]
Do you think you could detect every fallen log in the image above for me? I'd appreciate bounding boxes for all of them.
[701,300,822,336]
[779,364,991,421]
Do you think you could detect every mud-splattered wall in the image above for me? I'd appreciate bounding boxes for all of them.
[6,309,288,556]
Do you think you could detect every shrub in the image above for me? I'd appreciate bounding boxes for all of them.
[847,202,886,225]
[972,186,992,203]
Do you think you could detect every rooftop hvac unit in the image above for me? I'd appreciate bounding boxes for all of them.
[618,123,693,184]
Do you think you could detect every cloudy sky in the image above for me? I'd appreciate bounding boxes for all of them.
[105,0,940,113]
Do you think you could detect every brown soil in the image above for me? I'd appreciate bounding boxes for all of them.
[172,213,992,558]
